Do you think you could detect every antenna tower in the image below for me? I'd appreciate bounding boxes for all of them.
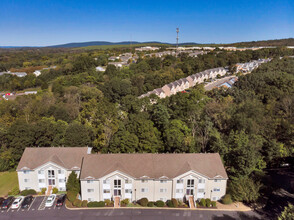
[176,28,179,48]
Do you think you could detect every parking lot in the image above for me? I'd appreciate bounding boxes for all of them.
[1,196,65,214]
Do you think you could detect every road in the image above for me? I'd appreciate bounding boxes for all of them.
[0,196,262,220]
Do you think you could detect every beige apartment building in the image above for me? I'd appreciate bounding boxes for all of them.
[17,148,228,204]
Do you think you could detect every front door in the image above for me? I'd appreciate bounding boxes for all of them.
[48,170,55,186]
[114,179,121,196]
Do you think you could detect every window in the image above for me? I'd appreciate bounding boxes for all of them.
[159,188,167,193]
[87,180,94,184]
[187,179,194,187]
[58,170,64,174]
[125,189,132,194]
[198,189,205,193]
[114,180,121,188]
[48,170,55,178]
[87,189,94,193]
[177,179,183,184]
[141,180,148,183]
[25,187,30,190]
[103,179,110,184]
[214,179,221,183]
[38,179,45,183]
[103,189,110,194]
[176,189,183,193]
[212,197,219,201]
[38,170,44,175]
[59,179,65,183]
[24,179,29,183]
[198,179,205,184]
[23,170,29,174]
[141,188,148,193]
[160,180,167,183]
[213,188,220,192]
[125,179,132,184]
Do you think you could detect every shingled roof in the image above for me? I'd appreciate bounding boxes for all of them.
[17,147,88,171]
[80,153,228,180]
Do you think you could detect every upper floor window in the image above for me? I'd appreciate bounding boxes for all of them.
[58,170,64,174]
[187,179,194,187]
[125,179,132,184]
[24,179,29,183]
[214,179,221,183]
[141,180,148,183]
[213,188,220,192]
[23,170,30,174]
[159,188,167,193]
[199,179,205,184]
[38,170,44,175]
[48,170,55,178]
[103,179,110,184]
[176,179,183,184]
[87,180,94,184]
[141,188,148,193]
[114,179,121,188]
[87,189,94,193]
[103,189,110,194]
[176,189,183,193]
[160,180,167,183]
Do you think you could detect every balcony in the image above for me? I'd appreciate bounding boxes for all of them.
[176,183,184,189]
[125,184,132,189]
[103,184,110,189]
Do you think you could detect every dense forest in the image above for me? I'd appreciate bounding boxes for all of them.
[0,46,293,208]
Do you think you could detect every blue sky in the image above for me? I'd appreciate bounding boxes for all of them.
[0,0,293,46]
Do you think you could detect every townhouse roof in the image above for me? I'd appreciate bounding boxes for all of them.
[80,153,228,180]
[17,147,88,171]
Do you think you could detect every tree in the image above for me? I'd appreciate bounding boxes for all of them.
[66,171,80,193]
[164,119,193,152]
[151,104,170,132]
[64,122,92,147]
[278,203,294,220]
[229,177,261,203]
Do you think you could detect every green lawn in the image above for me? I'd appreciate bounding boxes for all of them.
[0,171,18,197]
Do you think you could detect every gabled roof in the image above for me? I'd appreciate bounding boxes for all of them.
[80,153,228,180]
[17,147,88,171]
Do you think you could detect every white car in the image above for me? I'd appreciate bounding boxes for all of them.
[45,194,56,207]
[11,196,24,209]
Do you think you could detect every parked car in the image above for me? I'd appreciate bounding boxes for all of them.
[11,196,24,209]
[56,194,66,207]
[1,197,14,210]
[0,197,5,207]
[21,196,34,209]
[45,194,56,207]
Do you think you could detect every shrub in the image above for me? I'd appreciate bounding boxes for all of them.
[52,187,58,194]
[138,198,148,206]
[166,200,174,207]
[67,191,78,203]
[147,202,155,207]
[205,198,211,207]
[87,201,105,207]
[82,200,88,207]
[199,198,206,207]
[41,188,47,195]
[121,198,129,205]
[65,199,74,208]
[171,198,178,208]
[73,199,82,207]
[104,199,111,206]
[211,201,217,207]
[155,200,165,207]
[221,194,233,204]
[20,189,37,196]
[8,187,20,196]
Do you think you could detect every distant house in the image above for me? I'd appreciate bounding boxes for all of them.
[33,70,41,77]
[96,66,106,72]
[11,72,27,77]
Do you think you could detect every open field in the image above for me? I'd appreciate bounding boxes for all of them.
[0,171,18,197]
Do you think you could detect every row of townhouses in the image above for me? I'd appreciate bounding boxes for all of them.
[17,147,228,205]
[235,58,272,73]
[139,67,227,99]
